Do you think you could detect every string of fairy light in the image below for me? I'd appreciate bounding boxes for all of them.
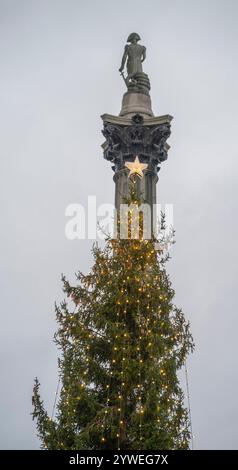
[49,242,193,449]
[137,304,143,442]
[185,361,194,450]
[48,163,193,450]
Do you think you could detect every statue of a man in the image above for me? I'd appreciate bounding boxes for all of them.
[119,32,146,83]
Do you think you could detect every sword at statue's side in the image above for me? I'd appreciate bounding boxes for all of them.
[120,70,127,86]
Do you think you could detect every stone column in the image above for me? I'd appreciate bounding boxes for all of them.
[101,108,172,235]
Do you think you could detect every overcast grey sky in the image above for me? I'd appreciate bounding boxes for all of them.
[0,0,238,449]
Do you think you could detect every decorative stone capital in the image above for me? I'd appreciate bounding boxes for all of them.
[101,113,172,176]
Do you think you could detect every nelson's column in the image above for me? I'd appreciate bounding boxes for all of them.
[32,33,194,451]
[101,32,173,233]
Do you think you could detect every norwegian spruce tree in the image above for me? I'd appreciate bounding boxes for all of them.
[32,184,194,450]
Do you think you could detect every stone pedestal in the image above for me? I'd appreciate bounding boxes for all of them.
[120,92,153,118]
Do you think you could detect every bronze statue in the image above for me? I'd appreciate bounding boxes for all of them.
[119,33,150,95]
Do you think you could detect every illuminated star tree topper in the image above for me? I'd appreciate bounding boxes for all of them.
[125,156,148,179]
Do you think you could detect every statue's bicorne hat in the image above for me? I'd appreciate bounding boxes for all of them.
[127,32,141,43]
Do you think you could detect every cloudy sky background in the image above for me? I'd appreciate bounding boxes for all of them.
[0,0,238,449]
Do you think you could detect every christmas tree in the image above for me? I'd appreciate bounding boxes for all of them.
[32,187,194,450]
[32,33,194,450]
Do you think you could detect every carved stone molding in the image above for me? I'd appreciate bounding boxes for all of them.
[102,113,171,176]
